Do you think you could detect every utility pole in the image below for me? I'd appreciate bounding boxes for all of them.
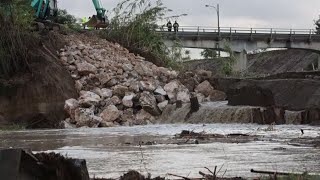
[206,3,221,57]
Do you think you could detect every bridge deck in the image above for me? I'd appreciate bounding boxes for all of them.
[157,26,320,42]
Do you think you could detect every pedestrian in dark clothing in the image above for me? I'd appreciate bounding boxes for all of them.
[167,21,172,32]
[173,21,179,32]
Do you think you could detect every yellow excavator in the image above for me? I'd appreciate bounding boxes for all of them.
[30,0,109,29]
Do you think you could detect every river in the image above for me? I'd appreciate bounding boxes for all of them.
[0,124,319,179]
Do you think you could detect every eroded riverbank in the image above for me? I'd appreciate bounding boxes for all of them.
[0,124,319,179]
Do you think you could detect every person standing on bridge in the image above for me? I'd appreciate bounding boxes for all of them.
[173,21,179,32]
[167,21,172,32]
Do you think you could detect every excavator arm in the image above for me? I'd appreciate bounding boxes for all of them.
[92,0,106,20]
[84,0,109,29]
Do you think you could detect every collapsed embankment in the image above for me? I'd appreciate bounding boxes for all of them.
[0,32,78,128]
[183,49,320,77]
[1,30,320,128]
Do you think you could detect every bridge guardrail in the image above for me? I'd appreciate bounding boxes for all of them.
[156,26,318,35]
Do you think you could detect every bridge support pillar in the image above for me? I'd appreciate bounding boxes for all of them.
[233,50,248,72]
[318,54,320,70]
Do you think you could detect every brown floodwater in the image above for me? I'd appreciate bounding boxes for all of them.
[0,124,319,179]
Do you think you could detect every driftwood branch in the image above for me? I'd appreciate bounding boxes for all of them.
[250,169,301,176]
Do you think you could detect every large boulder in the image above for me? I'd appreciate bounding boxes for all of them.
[208,90,227,101]
[139,80,157,91]
[122,94,134,108]
[93,88,112,99]
[78,91,101,107]
[135,109,155,125]
[154,86,167,96]
[64,98,79,121]
[76,62,97,75]
[100,105,121,122]
[194,80,214,97]
[134,63,153,77]
[164,80,180,100]
[112,85,129,97]
[74,108,101,127]
[176,89,190,103]
[139,92,162,116]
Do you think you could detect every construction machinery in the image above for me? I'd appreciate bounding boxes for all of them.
[83,0,109,29]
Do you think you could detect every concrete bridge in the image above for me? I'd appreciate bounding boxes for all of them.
[159,26,320,71]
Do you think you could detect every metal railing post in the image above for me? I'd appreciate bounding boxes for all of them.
[309,29,312,42]
[230,27,232,40]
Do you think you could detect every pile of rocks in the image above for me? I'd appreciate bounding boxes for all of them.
[60,34,225,128]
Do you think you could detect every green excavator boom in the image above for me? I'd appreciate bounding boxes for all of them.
[83,0,109,29]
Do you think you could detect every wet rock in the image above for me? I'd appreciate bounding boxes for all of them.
[154,86,167,95]
[140,80,156,91]
[121,108,135,123]
[100,105,121,122]
[158,100,169,111]
[155,95,166,103]
[105,78,118,87]
[195,80,214,97]
[76,62,97,75]
[110,96,121,105]
[208,90,227,101]
[196,70,212,80]
[99,121,115,127]
[112,85,128,97]
[176,89,190,103]
[134,63,153,77]
[63,120,76,129]
[78,91,101,107]
[164,80,180,100]
[75,80,83,92]
[128,81,140,93]
[64,98,79,121]
[93,88,113,99]
[97,74,111,85]
[122,63,133,72]
[75,108,101,127]
[135,109,155,125]
[139,92,161,116]
[178,71,200,92]
[122,94,134,108]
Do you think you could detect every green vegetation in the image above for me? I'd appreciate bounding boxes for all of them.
[102,0,181,69]
[219,45,236,76]
[49,9,82,31]
[315,15,320,34]
[0,0,35,78]
[200,48,217,59]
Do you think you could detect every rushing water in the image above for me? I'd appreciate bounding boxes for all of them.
[0,124,319,179]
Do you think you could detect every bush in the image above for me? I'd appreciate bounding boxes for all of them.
[0,0,36,78]
[102,0,179,68]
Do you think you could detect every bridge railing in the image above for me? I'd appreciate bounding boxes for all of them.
[156,26,318,35]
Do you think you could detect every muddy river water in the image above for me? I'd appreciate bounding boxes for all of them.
[0,124,319,179]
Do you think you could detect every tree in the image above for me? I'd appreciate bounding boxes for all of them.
[49,9,76,25]
[200,48,217,59]
[182,49,191,61]
[315,16,320,34]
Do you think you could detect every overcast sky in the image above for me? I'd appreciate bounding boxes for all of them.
[58,0,320,29]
